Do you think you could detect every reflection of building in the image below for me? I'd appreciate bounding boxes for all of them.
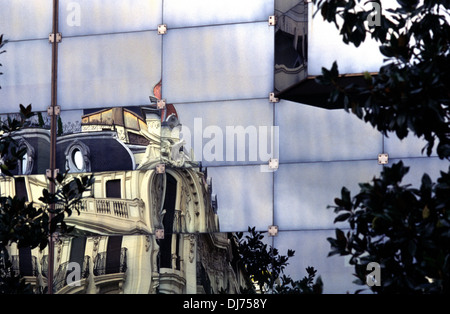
[7,232,249,294]
[275,1,308,93]
[1,83,249,294]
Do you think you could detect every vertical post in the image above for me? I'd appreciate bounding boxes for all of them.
[48,0,59,295]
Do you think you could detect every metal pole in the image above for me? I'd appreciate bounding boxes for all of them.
[48,0,59,295]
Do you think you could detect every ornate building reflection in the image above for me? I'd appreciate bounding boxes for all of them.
[2,83,250,294]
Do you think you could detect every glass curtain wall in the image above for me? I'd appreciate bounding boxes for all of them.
[0,0,447,294]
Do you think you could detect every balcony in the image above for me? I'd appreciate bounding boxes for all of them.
[93,248,127,276]
[65,198,150,235]
[53,257,90,294]
[9,255,39,292]
[92,248,128,294]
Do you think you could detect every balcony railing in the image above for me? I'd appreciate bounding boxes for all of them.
[64,197,148,234]
[93,248,127,276]
[94,199,129,218]
[10,255,38,277]
[60,198,140,218]
[53,256,90,292]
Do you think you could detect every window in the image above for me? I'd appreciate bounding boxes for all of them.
[105,236,123,275]
[14,177,28,202]
[159,174,178,269]
[72,149,84,170]
[17,139,35,175]
[65,141,90,173]
[106,179,121,198]
[18,247,34,277]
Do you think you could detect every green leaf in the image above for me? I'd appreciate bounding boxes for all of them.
[334,212,351,223]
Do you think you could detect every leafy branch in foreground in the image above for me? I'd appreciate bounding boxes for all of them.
[235,227,323,294]
[312,0,450,159]
[0,105,93,293]
[328,161,450,294]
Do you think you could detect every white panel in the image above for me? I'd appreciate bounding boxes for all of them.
[174,99,275,167]
[163,0,273,28]
[276,100,382,163]
[57,31,162,110]
[307,2,385,76]
[59,0,163,36]
[0,40,51,113]
[208,165,273,233]
[274,160,381,230]
[162,22,274,103]
[0,0,53,41]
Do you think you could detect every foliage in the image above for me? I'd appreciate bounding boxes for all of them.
[0,34,5,88]
[0,105,93,293]
[274,267,323,294]
[327,161,450,293]
[313,0,450,159]
[312,0,450,293]
[235,227,322,294]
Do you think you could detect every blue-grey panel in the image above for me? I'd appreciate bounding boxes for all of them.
[0,0,52,41]
[0,39,51,113]
[274,160,381,230]
[162,22,274,103]
[384,133,438,159]
[274,230,366,294]
[59,0,162,36]
[207,165,273,233]
[389,157,449,186]
[173,99,275,167]
[163,0,273,28]
[57,31,162,110]
[276,100,382,163]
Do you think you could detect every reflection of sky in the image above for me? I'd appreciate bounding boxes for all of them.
[275,230,360,294]
[308,0,399,75]
[208,165,273,232]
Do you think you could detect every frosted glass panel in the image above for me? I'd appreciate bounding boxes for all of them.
[307,3,384,76]
[274,231,362,294]
[172,99,275,167]
[274,160,381,230]
[58,31,162,110]
[163,0,273,28]
[59,0,162,36]
[390,157,449,187]
[0,40,51,113]
[0,0,52,41]
[162,22,273,103]
[384,133,438,159]
[276,100,382,163]
[208,165,273,232]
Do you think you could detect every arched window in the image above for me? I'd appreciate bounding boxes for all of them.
[17,139,35,175]
[158,173,183,271]
[65,141,91,173]
[159,173,177,269]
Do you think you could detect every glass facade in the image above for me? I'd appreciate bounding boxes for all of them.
[0,0,447,295]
